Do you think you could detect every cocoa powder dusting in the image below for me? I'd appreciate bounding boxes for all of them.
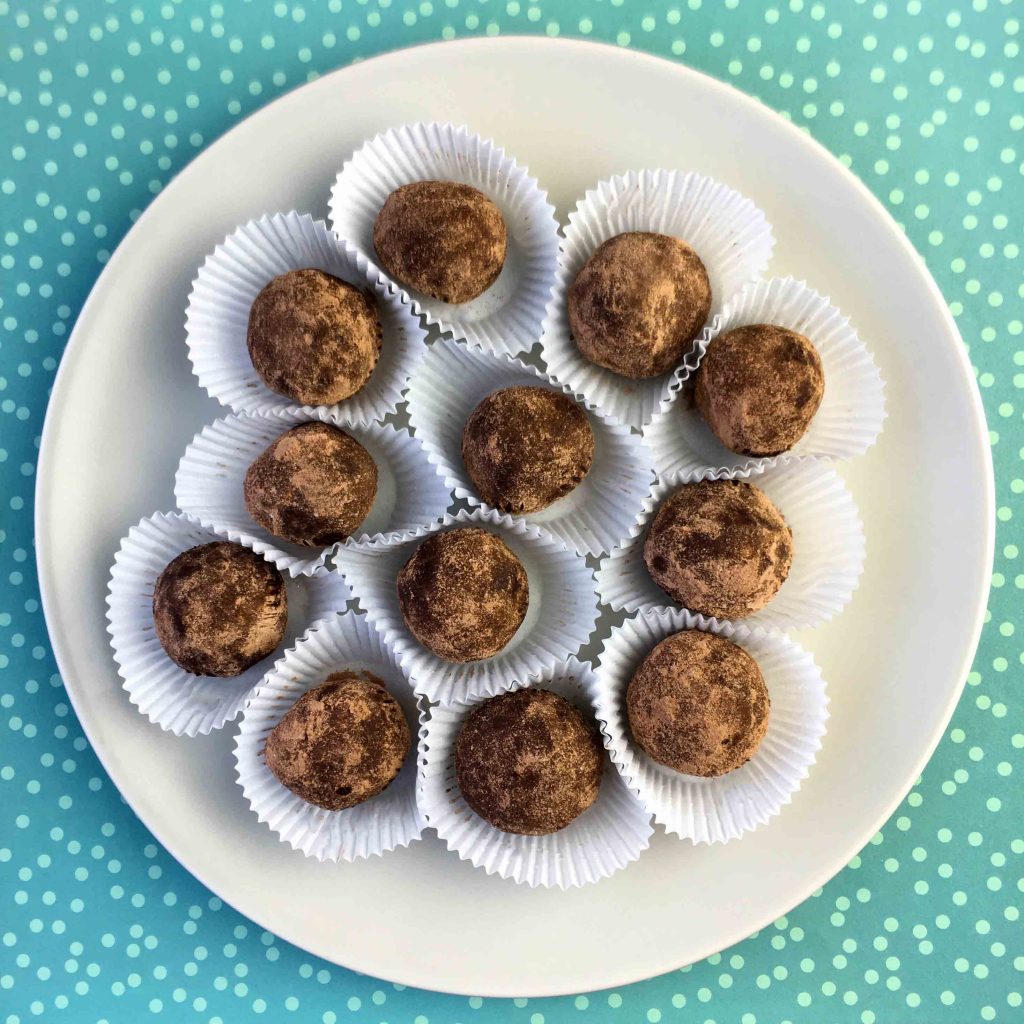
[264,672,410,811]
[644,480,793,619]
[627,629,770,777]
[246,268,382,406]
[461,386,595,514]
[152,541,287,677]
[373,181,507,304]
[243,421,378,547]
[568,232,712,379]
[455,687,603,835]
[695,323,825,457]
[396,527,529,663]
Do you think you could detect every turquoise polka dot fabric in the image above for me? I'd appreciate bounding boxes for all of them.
[2,1,1022,1020]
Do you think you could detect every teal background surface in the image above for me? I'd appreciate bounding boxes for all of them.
[1,1,1022,1021]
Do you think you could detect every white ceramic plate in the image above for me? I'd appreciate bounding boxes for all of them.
[35,39,993,997]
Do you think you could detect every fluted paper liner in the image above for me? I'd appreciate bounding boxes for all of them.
[417,658,653,887]
[106,512,352,737]
[595,463,864,634]
[328,122,559,357]
[593,608,828,842]
[234,611,426,861]
[334,508,600,705]
[644,276,887,482]
[174,410,452,578]
[405,339,654,556]
[185,212,427,424]
[540,169,775,430]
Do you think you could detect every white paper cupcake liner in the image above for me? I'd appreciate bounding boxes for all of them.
[334,508,600,705]
[185,212,427,424]
[173,410,452,578]
[404,338,654,556]
[644,276,887,482]
[595,462,864,634]
[417,657,653,887]
[540,169,775,430]
[106,512,352,737]
[593,608,828,843]
[328,122,559,357]
[234,610,426,861]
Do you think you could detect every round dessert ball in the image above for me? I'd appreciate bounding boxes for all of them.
[396,528,529,663]
[455,687,603,834]
[243,421,378,547]
[695,323,825,457]
[373,181,508,304]
[152,541,287,677]
[246,268,382,406]
[264,671,410,811]
[643,480,793,619]
[461,386,595,515]
[568,231,712,379]
[627,630,770,777]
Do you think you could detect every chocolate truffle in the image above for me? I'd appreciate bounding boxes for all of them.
[243,421,378,547]
[264,672,410,811]
[246,268,382,406]
[627,629,769,777]
[456,687,603,834]
[644,480,793,619]
[373,181,508,304]
[152,541,287,676]
[396,528,529,662]
[568,232,712,379]
[461,386,595,514]
[695,324,825,457]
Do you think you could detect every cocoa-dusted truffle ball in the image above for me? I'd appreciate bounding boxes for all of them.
[152,541,287,676]
[627,630,770,777]
[373,181,508,304]
[644,480,793,619]
[246,268,382,406]
[456,687,603,834]
[396,528,529,662]
[264,672,410,811]
[461,386,595,514]
[568,232,712,379]
[243,421,378,547]
[695,324,825,457]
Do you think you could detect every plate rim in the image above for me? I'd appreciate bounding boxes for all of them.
[34,36,995,996]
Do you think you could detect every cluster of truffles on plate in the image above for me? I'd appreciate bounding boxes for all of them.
[149,178,605,826]
[115,128,880,877]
